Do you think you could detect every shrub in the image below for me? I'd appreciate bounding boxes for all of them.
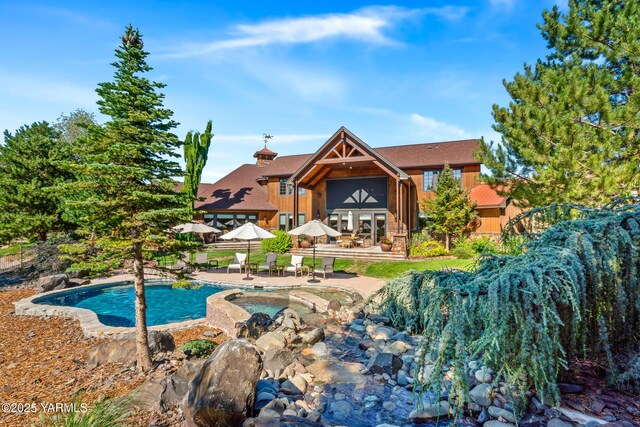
[450,242,475,259]
[377,201,640,412]
[32,234,76,277]
[451,236,498,259]
[261,230,292,254]
[171,279,201,290]
[409,240,447,258]
[36,395,132,427]
[181,339,218,358]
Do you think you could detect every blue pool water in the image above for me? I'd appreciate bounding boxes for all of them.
[34,281,226,327]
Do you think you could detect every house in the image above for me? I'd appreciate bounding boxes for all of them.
[192,126,520,248]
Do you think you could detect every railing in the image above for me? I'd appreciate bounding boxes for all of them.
[0,246,35,273]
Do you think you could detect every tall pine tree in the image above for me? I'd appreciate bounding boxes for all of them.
[478,0,640,207]
[182,120,213,216]
[63,26,189,370]
[421,164,476,251]
[0,122,73,242]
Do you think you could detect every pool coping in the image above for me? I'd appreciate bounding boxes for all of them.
[13,274,348,339]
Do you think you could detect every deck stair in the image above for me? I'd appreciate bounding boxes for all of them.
[292,246,406,261]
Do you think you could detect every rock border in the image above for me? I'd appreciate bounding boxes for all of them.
[14,275,341,340]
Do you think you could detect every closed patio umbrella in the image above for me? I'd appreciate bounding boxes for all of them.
[347,211,354,232]
[220,222,275,280]
[288,220,341,283]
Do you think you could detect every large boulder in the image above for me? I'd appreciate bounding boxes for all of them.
[85,339,137,368]
[85,332,174,369]
[37,274,71,293]
[236,313,273,339]
[133,360,204,412]
[184,339,263,427]
[408,401,450,422]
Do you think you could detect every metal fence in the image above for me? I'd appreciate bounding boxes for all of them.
[0,246,35,273]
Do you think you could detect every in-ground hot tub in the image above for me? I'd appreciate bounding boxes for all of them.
[17,278,356,337]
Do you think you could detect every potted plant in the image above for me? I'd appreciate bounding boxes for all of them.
[380,237,393,252]
[299,234,312,248]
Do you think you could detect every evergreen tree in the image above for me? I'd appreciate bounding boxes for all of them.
[0,122,73,242]
[182,120,213,216]
[63,26,189,370]
[421,164,476,251]
[478,0,640,207]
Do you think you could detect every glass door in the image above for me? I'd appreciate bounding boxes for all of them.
[358,213,373,240]
[375,213,386,244]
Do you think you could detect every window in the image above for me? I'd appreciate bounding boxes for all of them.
[279,178,293,195]
[423,168,463,191]
[203,213,258,230]
[298,213,306,226]
[298,187,306,195]
[278,213,296,231]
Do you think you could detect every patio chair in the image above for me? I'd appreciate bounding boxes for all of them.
[284,255,304,277]
[168,259,189,272]
[195,252,218,270]
[227,253,247,274]
[314,257,335,280]
[257,252,278,276]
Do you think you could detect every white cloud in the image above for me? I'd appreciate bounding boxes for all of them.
[410,113,471,141]
[159,5,469,59]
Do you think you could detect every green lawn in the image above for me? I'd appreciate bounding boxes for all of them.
[201,248,473,280]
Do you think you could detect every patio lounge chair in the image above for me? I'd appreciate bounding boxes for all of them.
[284,255,304,277]
[314,257,335,280]
[257,252,278,275]
[195,252,218,270]
[227,253,247,274]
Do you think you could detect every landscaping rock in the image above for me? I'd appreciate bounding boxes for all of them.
[311,342,328,357]
[37,274,70,293]
[301,327,325,345]
[408,401,450,422]
[488,406,517,423]
[547,418,574,427]
[262,348,295,378]
[469,383,493,407]
[85,339,137,368]
[305,360,367,385]
[382,340,409,355]
[183,339,262,427]
[373,326,398,340]
[328,299,342,311]
[484,422,515,427]
[147,330,176,354]
[475,367,492,383]
[255,332,287,352]
[369,353,402,375]
[237,313,273,339]
[558,383,584,394]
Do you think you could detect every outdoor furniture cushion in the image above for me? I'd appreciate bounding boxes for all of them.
[313,257,335,279]
[227,253,247,273]
[284,255,304,277]
[257,252,278,275]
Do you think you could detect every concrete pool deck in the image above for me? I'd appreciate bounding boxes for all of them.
[190,270,386,298]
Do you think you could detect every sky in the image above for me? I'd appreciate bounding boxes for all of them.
[0,0,565,183]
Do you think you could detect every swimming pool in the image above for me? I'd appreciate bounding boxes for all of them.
[34,281,227,327]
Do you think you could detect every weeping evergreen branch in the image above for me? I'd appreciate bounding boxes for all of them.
[377,200,640,410]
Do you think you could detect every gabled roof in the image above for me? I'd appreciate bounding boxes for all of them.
[470,184,508,208]
[287,126,410,185]
[191,164,277,212]
[376,139,480,168]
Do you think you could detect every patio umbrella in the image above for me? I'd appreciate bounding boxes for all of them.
[220,223,275,280]
[347,211,354,232]
[288,220,341,283]
[173,222,221,234]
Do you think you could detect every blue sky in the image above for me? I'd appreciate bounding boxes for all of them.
[0,0,564,182]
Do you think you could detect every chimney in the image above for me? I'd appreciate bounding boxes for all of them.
[254,134,278,168]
